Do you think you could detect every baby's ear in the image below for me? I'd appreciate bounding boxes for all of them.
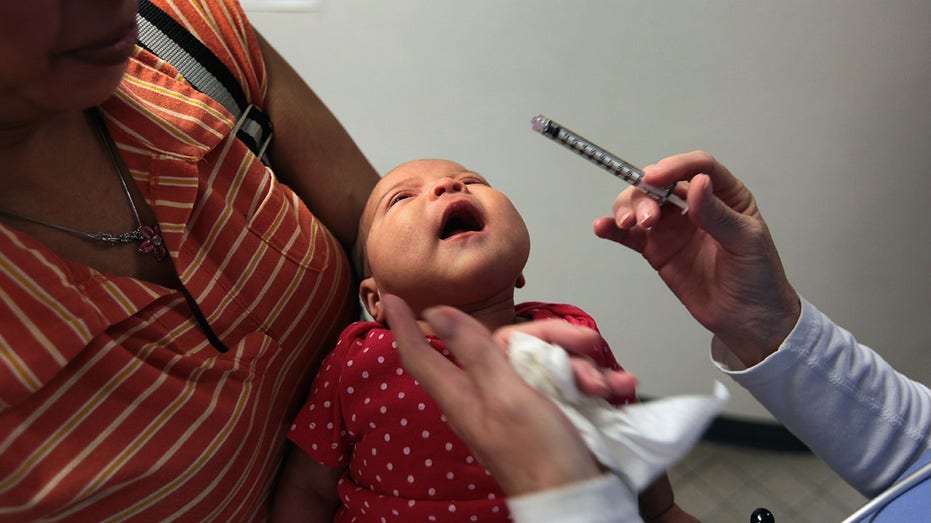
[516,272,526,289]
[360,277,387,322]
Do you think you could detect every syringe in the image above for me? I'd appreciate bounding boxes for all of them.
[530,115,688,213]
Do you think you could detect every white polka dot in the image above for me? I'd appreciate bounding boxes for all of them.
[418,403,426,411]
[424,458,433,467]
[380,406,387,414]
[403,447,411,455]
[387,462,394,470]
[446,472,455,480]
[364,397,371,405]
[323,401,331,408]
[468,484,476,490]
[396,367,404,376]
[378,333,385,340]
[422,430,430,438]
[384,434,391,442]
[380,383,388,390]
[347,359,354,367]
[289,423,295,431]
[308,423,316,429]
[440,414,447,422]
[346,386,355,394]
[448,504,456,512]
[362,371,369,378]
[326,422,333,430]
[444,442,453,451]
[308,404,316,411]
[392,341,399,349]
[428,487,436,496]
[471,516,478,522]
[371,448,378,456]
[407,475,415,483]
[465,456,474,464]
[408,500,416,507]
[397,392,406,399]
[377,356,385,363]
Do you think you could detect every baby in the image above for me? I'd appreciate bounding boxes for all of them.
[273,159,670,522]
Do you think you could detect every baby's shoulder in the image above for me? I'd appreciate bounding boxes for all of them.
[332,321,395,354]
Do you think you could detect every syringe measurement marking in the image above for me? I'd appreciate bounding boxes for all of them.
[531,114,688,213]
[563,133,643,185]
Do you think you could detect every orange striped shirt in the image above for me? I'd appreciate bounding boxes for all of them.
[0,1,355,521]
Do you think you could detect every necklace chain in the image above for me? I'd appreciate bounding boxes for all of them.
[0,109,167,261]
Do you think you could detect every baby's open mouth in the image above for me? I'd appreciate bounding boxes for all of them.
[440,203,484,239]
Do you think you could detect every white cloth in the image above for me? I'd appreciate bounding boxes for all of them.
[507,332,728,492]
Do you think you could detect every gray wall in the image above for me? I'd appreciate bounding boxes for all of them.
[247,0,930,421]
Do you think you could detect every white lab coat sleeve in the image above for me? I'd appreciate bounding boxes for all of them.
[506,474,642,523]
[712,297,931,497]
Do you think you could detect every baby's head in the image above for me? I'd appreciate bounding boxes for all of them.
[354,159,530,322]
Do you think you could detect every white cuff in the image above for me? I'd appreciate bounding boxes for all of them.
[506,474,642,523]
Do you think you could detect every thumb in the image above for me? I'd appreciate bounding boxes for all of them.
[687,174,755,249]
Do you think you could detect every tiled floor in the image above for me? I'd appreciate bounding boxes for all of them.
[667,441,867,522]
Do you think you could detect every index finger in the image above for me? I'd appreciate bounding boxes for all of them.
[382,295,476,412]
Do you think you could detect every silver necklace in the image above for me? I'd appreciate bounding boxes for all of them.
[0,109,167,261]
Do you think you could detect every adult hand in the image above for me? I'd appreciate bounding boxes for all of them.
[593,151,800,366]
[382,294,604,496]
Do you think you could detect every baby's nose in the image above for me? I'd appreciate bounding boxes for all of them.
[433,178,465,196]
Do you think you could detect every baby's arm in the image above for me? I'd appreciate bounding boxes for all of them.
[271,446,344,522]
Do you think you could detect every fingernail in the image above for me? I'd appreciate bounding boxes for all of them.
[423,307,455,338]
[617,211,635,228]
[638,202,656,227]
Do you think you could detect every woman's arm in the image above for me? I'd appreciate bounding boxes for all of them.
[271,446,343,522]
[257,32,379,252]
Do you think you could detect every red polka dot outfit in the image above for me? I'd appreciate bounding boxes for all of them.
[288,302,632,522]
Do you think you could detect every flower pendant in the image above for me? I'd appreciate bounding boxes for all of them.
[138,225,168,261]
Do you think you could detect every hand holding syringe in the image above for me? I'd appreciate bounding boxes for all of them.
[531,115,689,213]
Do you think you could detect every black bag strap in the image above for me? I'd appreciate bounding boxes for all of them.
[135,0,273,163]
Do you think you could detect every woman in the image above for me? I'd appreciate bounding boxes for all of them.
[0,0,378,520]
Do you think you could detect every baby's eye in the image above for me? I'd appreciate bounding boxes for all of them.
[388,192,412,207]
[461,177,488,186]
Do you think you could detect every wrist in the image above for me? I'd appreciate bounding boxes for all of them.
[717,292,801,368]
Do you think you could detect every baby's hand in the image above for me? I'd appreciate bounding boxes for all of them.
[493,320,638,403]
[569,356,638,404]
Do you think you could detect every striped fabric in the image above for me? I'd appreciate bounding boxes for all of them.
[0,1,355,521]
